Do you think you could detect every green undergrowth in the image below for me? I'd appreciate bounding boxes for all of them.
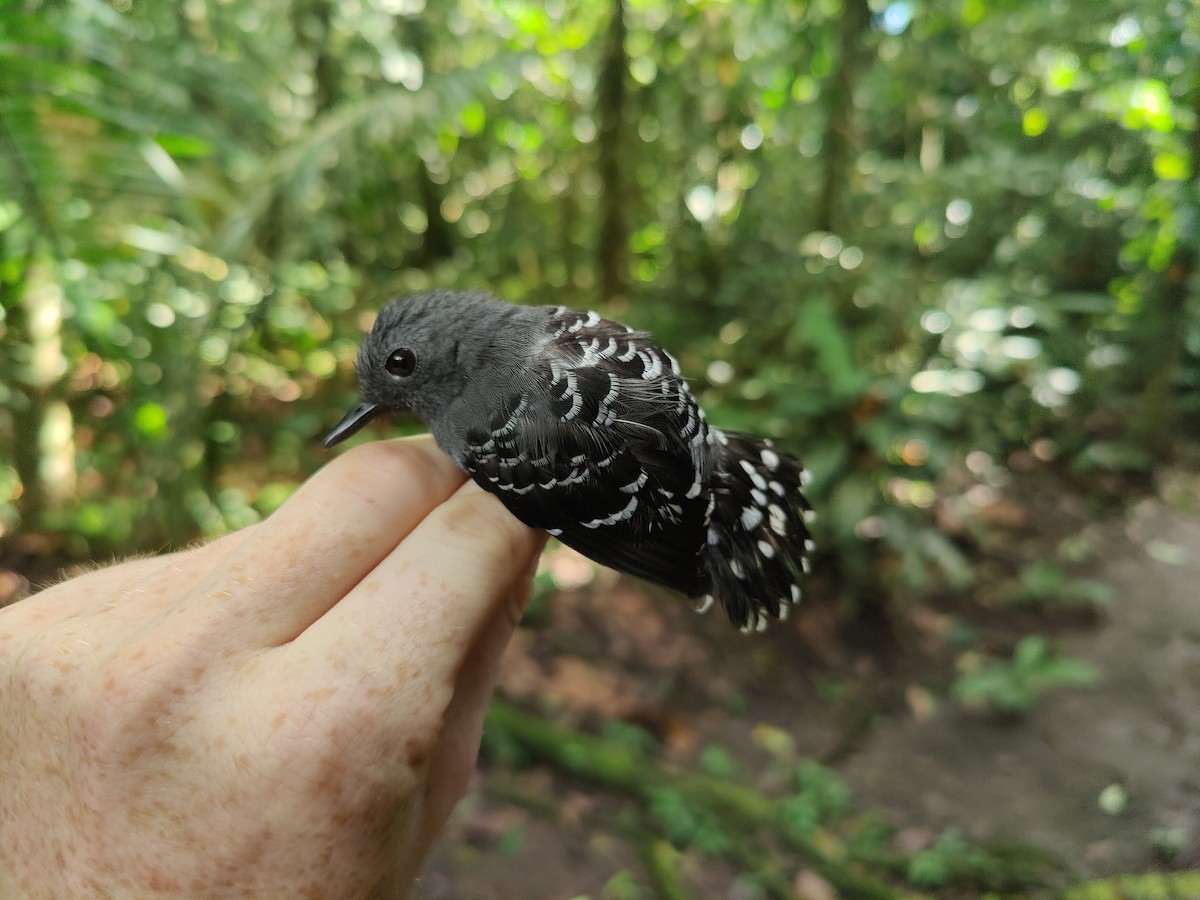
[483,700,1074,899]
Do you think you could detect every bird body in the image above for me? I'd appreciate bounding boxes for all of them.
[325,291,814,631]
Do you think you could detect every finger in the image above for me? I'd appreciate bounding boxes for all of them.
[82,529,255,628]
[419,555,539,840]
[164,437,467,652]
[0,529,252,638]
[385,567,536,891]
[0,556,170,629]
[292,481,545,722]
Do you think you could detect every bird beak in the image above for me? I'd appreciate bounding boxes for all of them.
[324,401,384,448]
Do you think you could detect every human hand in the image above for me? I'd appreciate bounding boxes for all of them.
[0,437,545,899]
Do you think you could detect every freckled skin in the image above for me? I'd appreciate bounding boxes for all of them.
[0,437,544,899]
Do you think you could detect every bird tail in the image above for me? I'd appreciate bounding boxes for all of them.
[698,429,814,631]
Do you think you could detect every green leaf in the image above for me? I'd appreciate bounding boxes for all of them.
[1020,561,1066,599]
[496,825,525,856]
[1153,151,1189,181]
[1033,658,1098,688]
[698,745,737,779]
[1013,635,1049,669]
[461,101,486,135]
[133,401,168,442]
[781,793,820,837]
[1022,108,1048,137]
[954,637,1097,714]
[601,869,648,900]
[1120,79,1174,132]
[154,133,213,158]
[799,299,867,398]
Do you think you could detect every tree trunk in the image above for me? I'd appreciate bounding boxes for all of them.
[596,0,629,306]
[294,0,341,113]
[1133,76,1200,454]
[416,164,454,266]
[815,0,871,234]
[402,14,455,268]
[8,254,74,529]
[562,169,578,289]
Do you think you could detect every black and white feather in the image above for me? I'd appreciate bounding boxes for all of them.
[324,291,815,631]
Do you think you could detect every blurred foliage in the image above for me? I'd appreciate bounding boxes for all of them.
[1065,871,1200,900]
[779,761,853,839]
[485,698,1059,896]
[998,559,1114,608]
[1,0,1198,610]
[952,634,1098,713]
[905,828,1046,891]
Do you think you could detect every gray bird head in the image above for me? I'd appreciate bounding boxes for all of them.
[324,291,484,448]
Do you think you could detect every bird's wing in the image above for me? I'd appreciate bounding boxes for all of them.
[455,309,711,595]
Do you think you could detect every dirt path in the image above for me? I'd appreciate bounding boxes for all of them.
[840,487,1200,877]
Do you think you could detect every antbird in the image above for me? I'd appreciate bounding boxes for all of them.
[325,291,814,631]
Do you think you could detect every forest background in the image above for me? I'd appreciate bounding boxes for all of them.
[2,0,1199,896]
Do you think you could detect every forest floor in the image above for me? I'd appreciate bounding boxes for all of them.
[414,464,1200,899]
[4,465,1197,898]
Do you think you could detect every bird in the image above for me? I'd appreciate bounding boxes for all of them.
[324,290,815,632]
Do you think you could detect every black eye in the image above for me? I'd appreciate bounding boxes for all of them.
[385,348,417,377]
